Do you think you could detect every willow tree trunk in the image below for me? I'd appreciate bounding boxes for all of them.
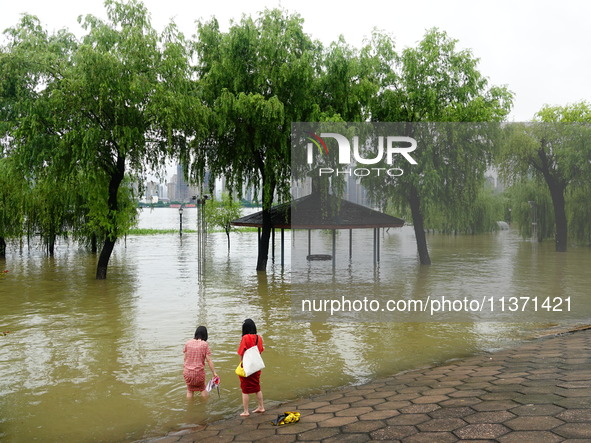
[409,185,431,265]
[96,153,125,280]
[255,169,276,272]
[538,148,568,252]
[548,180,568,252]
[90,234,98,254]
[256,208,272,271]
[96,238,117,279]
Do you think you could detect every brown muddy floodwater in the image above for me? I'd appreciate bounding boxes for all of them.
[1,208,590,442]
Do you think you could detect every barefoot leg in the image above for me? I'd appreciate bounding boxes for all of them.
[253,391,265,413]
[240,393,250,416]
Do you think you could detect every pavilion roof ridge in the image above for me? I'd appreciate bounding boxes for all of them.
[231,192,405,229]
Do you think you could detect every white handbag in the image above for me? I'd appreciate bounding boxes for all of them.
[242,335,265,377]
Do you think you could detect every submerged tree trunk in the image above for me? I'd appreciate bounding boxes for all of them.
[409,185,431,265]
[256,208,272,271]
[255,166,276,272]
[48,235,55,256]
[225,227,231,251]
[95,152,125,280]
[548,181,568,252]
[47,228,56,257]
[90,233,98,254]
[96,238,116,279]
[538,147,568,252]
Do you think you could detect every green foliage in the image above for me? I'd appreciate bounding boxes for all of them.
[360,28,513,263]
[192,8,327,269]
[505,179,555,242]
[427,183,506,234]
[370,28,513,123]
[192,9,321,205]
[204,193,242,249]
[0,0,201,277]
[80,174,139,242]
[567,185,591,245]
[0,157,28,252]
[498,103,591,250]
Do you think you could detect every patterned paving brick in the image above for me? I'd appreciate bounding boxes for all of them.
[438,397,482,407]
[428,406,475,419]
[448,389,487,398]
[373,400,412,410]
[298,413,334,423]
[386,414,430,426]
[296,427,340,440]
[315,404,348,413]
[554,423,591,439]
[275,422,316,434]
[323,434,371,443]
[416,417,466,432]
[317,416,358,427]
[509,403,565,416]
[497,430,564,443]
[335,407,374,417]
[454,423,510,439]
[399,403,441,414]
[463,410,516,424]
[402,431,457,442]
[350,398,386,408]
[556,408,591,422]
[472,400,519,412]
[341,420,385,433]
[369,425,417,440]
[358,409,399,421]
[410,394,450,404]
[332,396,365,404]
[504,416,564,431]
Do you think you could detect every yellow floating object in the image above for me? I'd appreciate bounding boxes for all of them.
[271,411,301,426]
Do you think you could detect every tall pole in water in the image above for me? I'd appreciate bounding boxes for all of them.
[196,195,210,279]
[179,206,184,237]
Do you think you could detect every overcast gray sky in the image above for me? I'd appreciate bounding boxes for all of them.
[2,0,590,121]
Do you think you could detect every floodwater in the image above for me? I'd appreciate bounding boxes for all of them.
[1,207,590,442]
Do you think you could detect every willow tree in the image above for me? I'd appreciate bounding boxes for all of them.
[498,102,591,251]
[0,158,28,257]
[365,29,513,264]
[192,9,321,271]
[504,178,555,242]
[204,193,242,250]
[0,0,201,278]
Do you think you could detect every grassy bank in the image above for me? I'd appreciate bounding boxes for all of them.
[128,227,259,235]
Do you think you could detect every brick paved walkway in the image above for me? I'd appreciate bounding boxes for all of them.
[143,327,591,442]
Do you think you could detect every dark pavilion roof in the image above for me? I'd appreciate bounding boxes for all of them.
[231,192,405,230]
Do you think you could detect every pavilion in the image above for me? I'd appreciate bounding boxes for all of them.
[231,192,405,267]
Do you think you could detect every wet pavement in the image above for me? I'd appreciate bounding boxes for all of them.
[140,326,591,442]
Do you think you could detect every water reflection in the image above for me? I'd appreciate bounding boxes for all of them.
[1,209,590,442]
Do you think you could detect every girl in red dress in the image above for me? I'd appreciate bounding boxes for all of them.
[237,319,265,416]
[183,326,217,398]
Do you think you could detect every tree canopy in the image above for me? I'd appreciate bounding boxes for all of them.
[498,101,591,251]
[362,29,513,264]
[0,0,203,278]
[191,9,324,270]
